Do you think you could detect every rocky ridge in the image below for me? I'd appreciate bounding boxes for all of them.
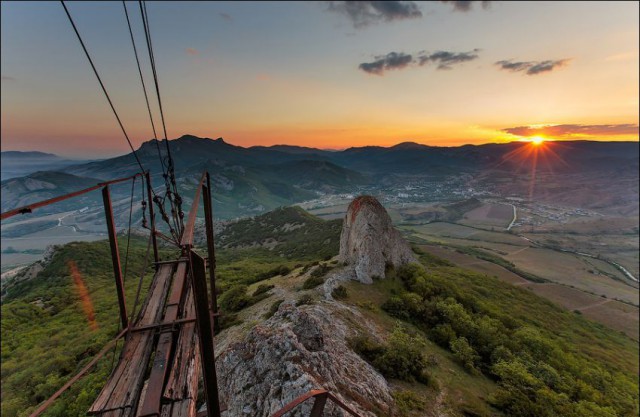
[215,196,417,416]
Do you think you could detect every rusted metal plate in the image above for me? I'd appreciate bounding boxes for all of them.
[164,286,200,402]
[139,261,190,417]
[189,250,222,417]
[89,264,174,415]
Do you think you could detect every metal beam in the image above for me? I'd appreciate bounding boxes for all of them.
[203,172,220,333]
[102,185,129,331]
[1,173,141,221]
[145,171,160,265]
[189,250,221,417]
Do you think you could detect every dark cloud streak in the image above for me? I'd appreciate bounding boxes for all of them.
[219,12,232,21]
[439,1,491,12]
[359,49,479,75]
[418,49,480,70]
[359,52,414,75]
[496,59,570,75]
[326,1,422,28]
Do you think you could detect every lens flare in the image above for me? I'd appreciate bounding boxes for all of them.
[68,260,98,331]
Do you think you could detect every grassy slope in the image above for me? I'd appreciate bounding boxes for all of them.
[341,249,638,416]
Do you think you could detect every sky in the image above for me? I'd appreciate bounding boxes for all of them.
[1,1,638,158]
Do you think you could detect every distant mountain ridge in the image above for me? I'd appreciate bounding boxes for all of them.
[3,135,638,218]
[0,151,98,181]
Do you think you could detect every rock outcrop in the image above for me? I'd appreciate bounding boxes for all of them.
[217,302,393,417]
[339,196,415,283]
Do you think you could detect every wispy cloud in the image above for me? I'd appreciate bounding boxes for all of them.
[360,49,479,75]
[418,49,480,70]
[186,47,200,56]
[219,12,232,22]
[496,59,570,75]
[439,1,491,12]
[1,75,16,81]
[326,1,422,28]
[502,124,639,138]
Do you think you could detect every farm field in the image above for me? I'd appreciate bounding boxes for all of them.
[505,247,638,304]
[418,244,639,341]
[459,202,514,228]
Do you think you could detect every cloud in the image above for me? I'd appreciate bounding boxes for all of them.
[359,52,413,75]
[1,75,15,81]
[326,1,422,28]
[439,1,491,12]
[418,49,480,70]
[219,12,232,21]
[360,49,479,75]
[186,47,200,56]
[502,124,639,138]
[496,59,570,75]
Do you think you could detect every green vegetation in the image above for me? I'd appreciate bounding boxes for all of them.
[264,299,284,319]
[349,325,430,384]
[331,285,348,299]
[378,262,638,417]
[1,238,175,417]
[392,390,427,416]
[215,206,342,260]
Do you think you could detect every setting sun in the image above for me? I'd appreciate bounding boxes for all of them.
[530,136,545,145]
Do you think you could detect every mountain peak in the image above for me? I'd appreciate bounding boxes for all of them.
[391,141,428,150]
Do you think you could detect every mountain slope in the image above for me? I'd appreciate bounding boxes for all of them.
[0,171,103,213]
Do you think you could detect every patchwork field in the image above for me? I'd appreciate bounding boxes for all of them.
[459,202,514,228]
[418,243,639,341]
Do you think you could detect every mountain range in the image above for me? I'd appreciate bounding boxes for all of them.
[1,135,638,219]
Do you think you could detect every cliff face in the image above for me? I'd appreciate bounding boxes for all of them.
[338,196,415,283]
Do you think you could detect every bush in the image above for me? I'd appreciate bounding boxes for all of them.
[218,313,242,330]
[350,326,428,383]
[374,326,427,382]
[349,335,385,363]
[219,285,251,312]
[263,299,284,319]
[392,390,426,416]
[331,285,348,300]
[296,294,313,306]
[302,275,325,290]
[252,284,274,297]
[450,336,480,374]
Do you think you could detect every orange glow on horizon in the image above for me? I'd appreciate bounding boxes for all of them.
[68,260,98,331]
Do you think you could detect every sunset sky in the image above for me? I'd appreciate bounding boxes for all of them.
[1,1,638,158]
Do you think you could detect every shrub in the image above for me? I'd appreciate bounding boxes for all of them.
[374,326,427,382]
[348,335,385,363]
[252,284,274,297]
[331,285,348,300]
[302,275,325,290]
[218,313,241,330]
[450,336,480,374]
[392,390,426,416]
[296,294,313,306]
[219,285,251,312]
[263,299,284,319]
